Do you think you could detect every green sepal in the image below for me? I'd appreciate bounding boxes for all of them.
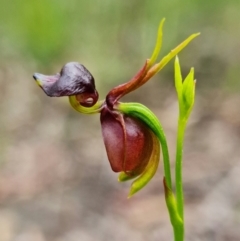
[148,18,165,68]
[152,32,200,74]
[174,56,183,99]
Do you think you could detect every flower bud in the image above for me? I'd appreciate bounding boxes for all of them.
[174,57,195,120]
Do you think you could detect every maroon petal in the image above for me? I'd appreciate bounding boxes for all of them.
[100,108,125,172]
[106,61,148,108]
[123,115,153,173]
[100,108,153,174]
[33,73,61,96]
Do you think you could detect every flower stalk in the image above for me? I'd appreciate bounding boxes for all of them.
[172,56,196,241]
[175,119,187,221]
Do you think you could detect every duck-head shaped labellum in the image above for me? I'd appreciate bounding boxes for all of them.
[33,62,99,107]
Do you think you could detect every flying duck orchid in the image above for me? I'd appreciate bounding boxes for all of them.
[33,19,199,197]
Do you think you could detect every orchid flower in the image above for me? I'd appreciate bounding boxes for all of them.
[34,19,200,241]
[33,19,199,198]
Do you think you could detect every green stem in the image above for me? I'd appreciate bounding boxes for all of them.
[118,102,187,241]
[163,177,183,241]
[175,119,186,218]
[175,118,187,239]
[174,225,184,241]
[158,129,172,189]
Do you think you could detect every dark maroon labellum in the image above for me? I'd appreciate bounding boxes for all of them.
[33,62,98,107]
[100,107,153,174]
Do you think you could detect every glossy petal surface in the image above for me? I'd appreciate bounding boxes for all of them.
[100,109,124,172]
[100,108,153,173]
[128,130,160,197]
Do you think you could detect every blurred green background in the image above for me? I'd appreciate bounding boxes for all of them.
[0,1,240,241]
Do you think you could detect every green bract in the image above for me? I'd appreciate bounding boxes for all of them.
[175,56,195,121]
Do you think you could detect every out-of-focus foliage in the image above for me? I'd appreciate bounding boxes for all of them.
[0,0,240,90]
[0,0,69,64]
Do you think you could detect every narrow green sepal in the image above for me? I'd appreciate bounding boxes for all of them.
[174,56,183,98]
[153,32,200,73]
[163,177,183,227]
[148,18,165,68]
